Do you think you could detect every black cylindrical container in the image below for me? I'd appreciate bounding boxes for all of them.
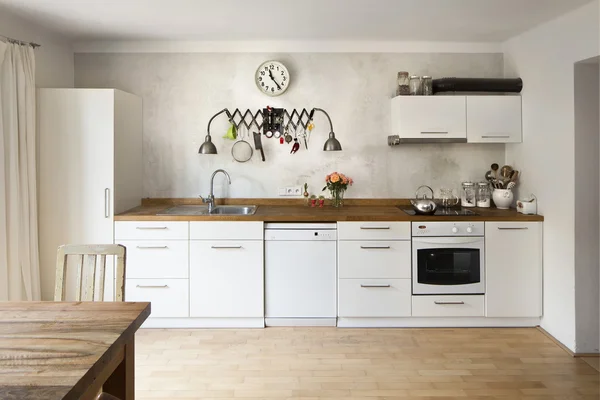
[432,77,523,94]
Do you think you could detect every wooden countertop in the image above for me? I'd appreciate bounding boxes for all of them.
[0,301,150,400]
[115,199,543,222]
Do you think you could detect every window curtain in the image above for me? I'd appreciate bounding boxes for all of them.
[0,41,41,301]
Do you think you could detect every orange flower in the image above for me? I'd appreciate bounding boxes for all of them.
[330,173,340,183]
[326,175,330,182]
[349,178,354,185]
[342,177,348,184]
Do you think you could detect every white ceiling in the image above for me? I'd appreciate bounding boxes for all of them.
[0,0,593,42]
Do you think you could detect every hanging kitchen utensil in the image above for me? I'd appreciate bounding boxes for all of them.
[284,127,293,143]
[253,131,265,162]
[290,138,300,154]
[231,125,253,163]
[223,123,237,140]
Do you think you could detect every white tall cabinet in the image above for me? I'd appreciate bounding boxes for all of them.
[38,89,142,300]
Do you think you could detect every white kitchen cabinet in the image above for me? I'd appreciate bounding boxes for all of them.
[115,221,189,241]
[337,222,410,241]
[190,240,263,318]
[338,241,411,279]
[125,279,189,318]
[339,279,412,317]
[412,295,485,317]
[467,96,522,143]
[118,240,189,279]
[391,96,467,142]
[485,222,542,317]
[38,89,142,301]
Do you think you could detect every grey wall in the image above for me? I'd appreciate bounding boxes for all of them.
[574,59,600,354]
[75,52,505,198]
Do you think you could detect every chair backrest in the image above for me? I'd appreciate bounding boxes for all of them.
[54,244,126,302]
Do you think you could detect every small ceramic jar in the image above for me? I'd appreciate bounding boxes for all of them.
[493,189,514,209]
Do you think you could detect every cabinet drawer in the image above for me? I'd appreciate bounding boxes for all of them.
[125,279,189,318]
[115,221,188,240]
[412,295,484,317]
[190,241,263,317]
[119,240,188,279]
[190,222,263,240]
[338,279,411,317]
[338,241,411,278]
[337,222,410,241]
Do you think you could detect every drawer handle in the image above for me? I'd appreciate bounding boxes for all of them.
[136,285,169,288]
[434,301,465,305]
[360,284,391,288]
[497,227,529,230]
[482,135,510,138]
[421,131,448,134]
[360,246,391,249]
[136,246,169,249]
[136,227,168,230]
[211,246,243,249]
[360,226,390,230]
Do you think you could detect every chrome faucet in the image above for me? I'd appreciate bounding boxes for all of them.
[201,169,231,213]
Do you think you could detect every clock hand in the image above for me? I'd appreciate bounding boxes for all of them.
[268,69,282,90]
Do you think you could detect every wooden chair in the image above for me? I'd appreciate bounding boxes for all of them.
[54,244,126,302]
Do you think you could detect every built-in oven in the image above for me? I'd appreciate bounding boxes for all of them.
[412,222,485,295]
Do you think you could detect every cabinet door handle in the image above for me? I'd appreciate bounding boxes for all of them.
[421,131,448,134]
[360,284,391,288]
[136,285,169,288]
[136,246,169,249]
[104,188,110,218]
[482,135,510,138]
[360,226,390,230]
[360,246,391,249]
[136,226,168,230]
[211,245,243,249]
[434,301,465,305]
[497,227,529,230]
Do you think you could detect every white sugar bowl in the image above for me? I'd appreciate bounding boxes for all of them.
[493,189,514,209]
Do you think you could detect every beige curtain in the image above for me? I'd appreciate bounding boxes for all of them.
[0,42,41,301]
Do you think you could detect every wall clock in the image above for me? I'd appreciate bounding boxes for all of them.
[255,61,290,96]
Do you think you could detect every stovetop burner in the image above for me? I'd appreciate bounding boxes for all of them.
[401,207,478,216]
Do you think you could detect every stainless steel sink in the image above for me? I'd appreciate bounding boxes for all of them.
[210,206,257,215]
[157,205,257,216]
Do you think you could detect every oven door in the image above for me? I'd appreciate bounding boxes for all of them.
[412,237,485,295]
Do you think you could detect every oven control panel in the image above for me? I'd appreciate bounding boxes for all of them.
[412,222,485,237]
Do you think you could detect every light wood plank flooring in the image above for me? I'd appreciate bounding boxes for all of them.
[135,328,599,399]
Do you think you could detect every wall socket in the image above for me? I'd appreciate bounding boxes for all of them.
[278,186,302,197]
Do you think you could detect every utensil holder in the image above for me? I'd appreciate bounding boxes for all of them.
[492,189,514,209]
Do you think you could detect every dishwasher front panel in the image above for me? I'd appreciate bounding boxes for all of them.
[265,240,337,319]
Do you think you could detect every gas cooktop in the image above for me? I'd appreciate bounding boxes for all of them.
[401,208,479,216]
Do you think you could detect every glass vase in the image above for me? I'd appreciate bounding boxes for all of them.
[330,188,345,208]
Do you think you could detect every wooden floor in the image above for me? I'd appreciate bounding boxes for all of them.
[135,328,599,399]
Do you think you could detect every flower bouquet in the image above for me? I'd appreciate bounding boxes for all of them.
[323,172,353,207]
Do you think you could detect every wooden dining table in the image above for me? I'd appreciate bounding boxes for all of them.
[0,301,150,400]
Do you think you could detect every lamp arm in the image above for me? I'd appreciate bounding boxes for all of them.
[311,107,334,133]
[207,108,232,136]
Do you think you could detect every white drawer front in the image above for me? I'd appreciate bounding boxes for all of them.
[412,295,484,317]
[338,241,411,279]
[119,240,188,279]
[125,279,189,318]
[190,222,263,240]
[190,241,263,318]
[115,221,189,240]
[338,279,411,317]
[337,222,410,241]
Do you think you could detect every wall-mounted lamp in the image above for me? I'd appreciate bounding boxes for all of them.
[309,108,342,151]
[199,108,232,155]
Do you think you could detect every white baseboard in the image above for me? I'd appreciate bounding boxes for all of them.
[141,317,265,328]
[337,317,541,328]
[265,317,337,327]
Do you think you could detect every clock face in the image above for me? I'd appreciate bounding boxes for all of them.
[255,61,290,96]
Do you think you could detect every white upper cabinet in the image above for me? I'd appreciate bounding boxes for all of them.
[467,96,522,143]
[485,222,542,318]
[391,96,467,142]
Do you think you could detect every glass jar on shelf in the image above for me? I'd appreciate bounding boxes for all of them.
[476,182,491,208]
[409,75,422,95]
[422,76,433,96]
[461,182,476,207]
[396,71,410,96]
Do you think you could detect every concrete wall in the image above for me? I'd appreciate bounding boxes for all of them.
[503,0,600,352]
[574,59,600,354]
[75,52,505,199]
